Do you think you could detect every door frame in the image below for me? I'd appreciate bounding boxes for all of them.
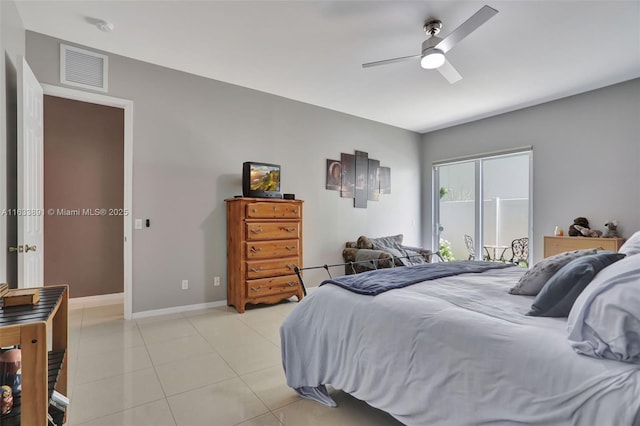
[41,84,134,320]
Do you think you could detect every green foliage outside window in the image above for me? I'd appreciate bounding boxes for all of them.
[439,238,455,262]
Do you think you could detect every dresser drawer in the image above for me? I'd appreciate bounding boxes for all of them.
[246,202,301,219]
[246,275,301,297]
[246,257,299,279]
[245,222,300,241]
[543,236,625,258]
[246,240,300,259]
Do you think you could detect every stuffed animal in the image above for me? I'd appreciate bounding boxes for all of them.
[603,220,620,238]
[573,224,603,238]
[568,217,590,237]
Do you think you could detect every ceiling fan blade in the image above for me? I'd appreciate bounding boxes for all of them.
[435,5,498,54]
[362,54,420,68]
[437,59,462,84]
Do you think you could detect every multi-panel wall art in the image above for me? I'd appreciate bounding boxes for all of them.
[325,150,391,208]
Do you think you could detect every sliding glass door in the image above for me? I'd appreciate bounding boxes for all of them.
[433,151,531,264]
[434,161,476,261]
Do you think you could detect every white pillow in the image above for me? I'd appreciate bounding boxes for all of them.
[619,231,640,256]
[567,254,640,363]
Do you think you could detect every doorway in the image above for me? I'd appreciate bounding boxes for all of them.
[44,95,124,298]
[41,84,133,319]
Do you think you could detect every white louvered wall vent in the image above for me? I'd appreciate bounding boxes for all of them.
[60,44,108,92]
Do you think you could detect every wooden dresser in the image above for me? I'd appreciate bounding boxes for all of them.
[226,197,304,313]
[543,236,625,258]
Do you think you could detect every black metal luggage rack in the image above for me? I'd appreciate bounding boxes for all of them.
[293,251,443,296]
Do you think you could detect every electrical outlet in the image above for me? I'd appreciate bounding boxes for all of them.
[214,276,221,286]
[181,279,188,290]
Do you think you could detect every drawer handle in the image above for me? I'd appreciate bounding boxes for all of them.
[292,209,297,213]
[285,264,295,270]
[252,208,257,213]
[250,247,262,253]
[286,282,297,287]
[285,246,297,251]
[250,228,263,234]
[283,227,296,233]
[250,266,264,272]
[250,285,263,291]
[597,246,604,250]
[273,206,278,212]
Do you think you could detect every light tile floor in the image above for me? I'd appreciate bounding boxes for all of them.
[65,299,404,425]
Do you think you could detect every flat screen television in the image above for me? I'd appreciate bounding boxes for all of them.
[242,161,282,198]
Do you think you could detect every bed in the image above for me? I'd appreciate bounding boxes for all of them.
[280,257,640,425]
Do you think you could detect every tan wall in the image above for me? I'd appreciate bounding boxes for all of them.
[43,95,124,297]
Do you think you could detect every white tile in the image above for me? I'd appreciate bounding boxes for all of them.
[248,318,285,346]
[273,391,404,426]
[198,319,268,350]
[154,351,237,396]
[80,318,139,338]
[182,306,237,318]
[70,368,165,424]
[74,399,176,426]
[138,317,198,344]
[146,333,214,366]
[167,378,268,426]
[77,326,145,357]
[187,313,248,336]
[215,339,282,375]
[74,344,152,384]
[240,366,300,410]
[234,412,283,426]
[237,306,287,327]
[135,312,185,325]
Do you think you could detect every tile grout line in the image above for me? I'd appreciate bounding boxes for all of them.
[137,314,180,426]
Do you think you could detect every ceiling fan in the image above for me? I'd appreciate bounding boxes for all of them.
[362,5,498,84]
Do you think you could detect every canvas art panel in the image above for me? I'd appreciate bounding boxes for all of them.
[341,153,355,198]
[326,159,341,190]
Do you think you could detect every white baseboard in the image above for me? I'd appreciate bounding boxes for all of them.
[69,292,124,309]
[131,300,228,320]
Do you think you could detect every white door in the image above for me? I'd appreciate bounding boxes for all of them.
[17,57,44,288]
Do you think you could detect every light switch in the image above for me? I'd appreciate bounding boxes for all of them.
[134,219,143,229]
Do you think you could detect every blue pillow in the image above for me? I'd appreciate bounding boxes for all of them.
[527,252,626,317]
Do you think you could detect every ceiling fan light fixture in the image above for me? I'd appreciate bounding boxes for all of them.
[421,48,445,69]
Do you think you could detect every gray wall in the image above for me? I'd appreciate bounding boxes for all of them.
[421,78,640,264]
[25,31,422,313]
[0,1,25,286]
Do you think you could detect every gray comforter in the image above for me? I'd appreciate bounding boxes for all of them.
[280,266,640,425]
[321,261,511,295]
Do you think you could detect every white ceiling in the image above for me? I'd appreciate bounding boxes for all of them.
[15,1,640,133]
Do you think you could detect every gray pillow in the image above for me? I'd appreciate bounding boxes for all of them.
[527,252,626,317]
[403,248,426,266]
[509,249,597,296]
[370,234,404,250]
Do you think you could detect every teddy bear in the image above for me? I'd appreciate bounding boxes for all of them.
[603,220,620,238]
[573,224,603,238]
[568,217,590,237]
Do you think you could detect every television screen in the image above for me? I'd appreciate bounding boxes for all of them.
[243,162,282,198]
[249,164,280,191]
